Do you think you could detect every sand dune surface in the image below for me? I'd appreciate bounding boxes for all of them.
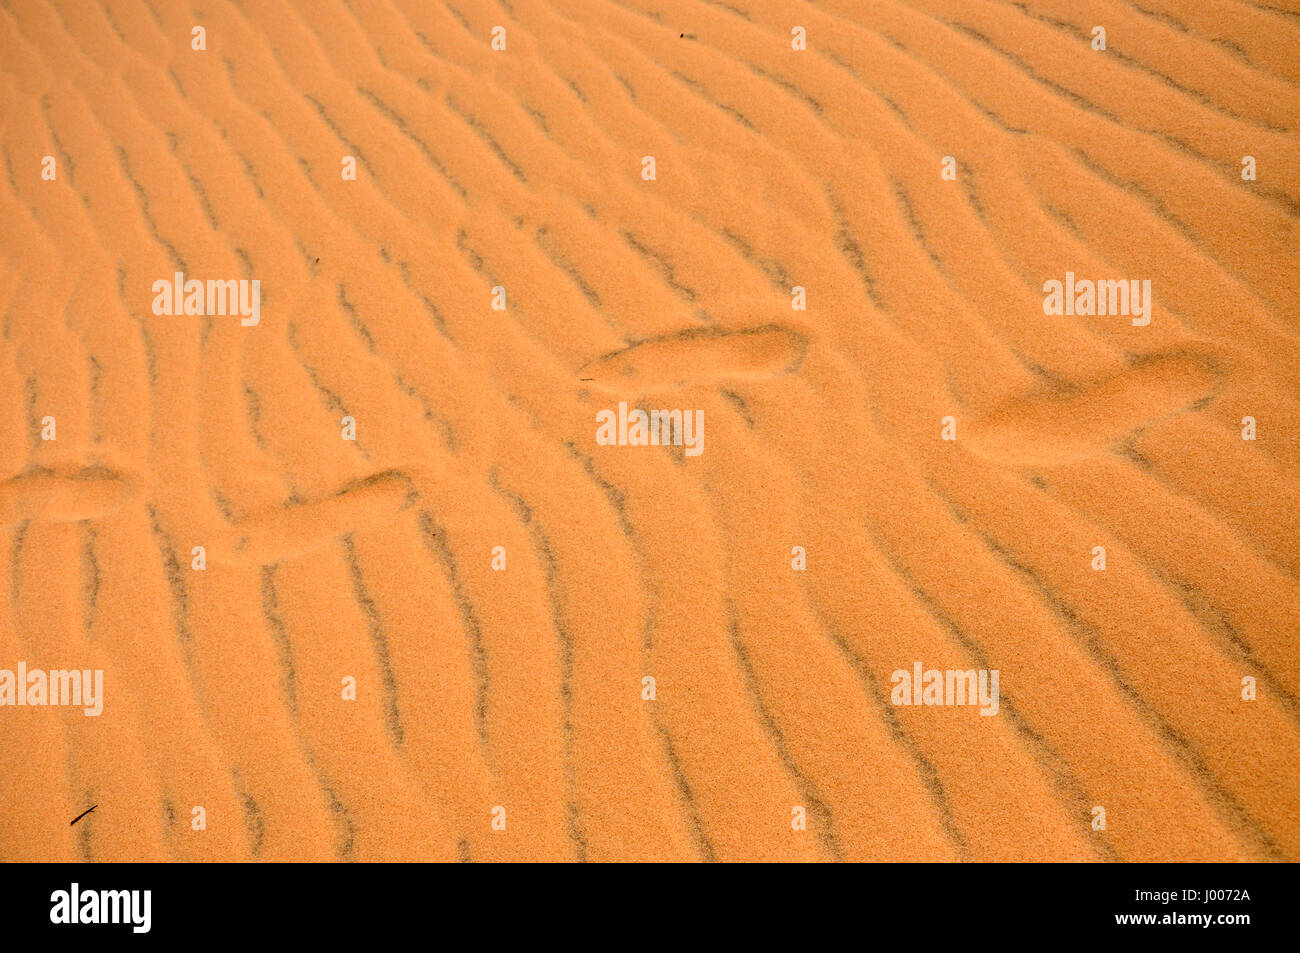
[1,0,1298,862]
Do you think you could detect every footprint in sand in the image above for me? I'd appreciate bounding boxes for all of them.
[963,349,1227,467]
[207,470,422,567]
[0,465,140,528]
[575,324,809,392]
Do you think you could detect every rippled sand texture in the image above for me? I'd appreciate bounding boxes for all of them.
[2,0,1299,862]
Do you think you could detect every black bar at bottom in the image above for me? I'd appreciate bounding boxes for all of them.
[0,861,1286,942]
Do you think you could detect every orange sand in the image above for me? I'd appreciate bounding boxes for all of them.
[1,0,1298,862]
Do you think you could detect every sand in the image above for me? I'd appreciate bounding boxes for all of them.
[0,0,1297,862]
